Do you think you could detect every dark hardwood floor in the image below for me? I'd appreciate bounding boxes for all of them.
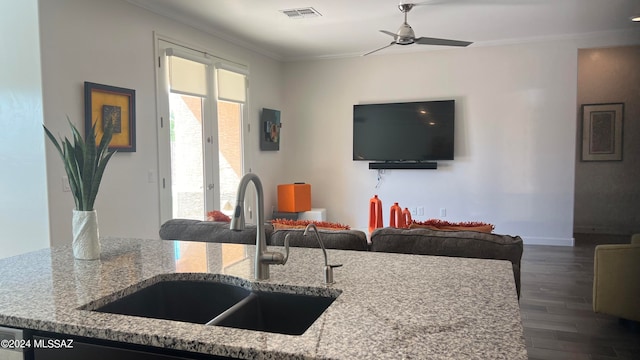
[520,233,639,360]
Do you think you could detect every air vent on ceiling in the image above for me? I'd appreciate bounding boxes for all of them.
[280,7,322,19]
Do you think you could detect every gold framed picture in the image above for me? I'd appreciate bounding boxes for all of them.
[581,103,623,161]
[84,82,136,152]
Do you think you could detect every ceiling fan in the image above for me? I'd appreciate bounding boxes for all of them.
[363,2,473,56]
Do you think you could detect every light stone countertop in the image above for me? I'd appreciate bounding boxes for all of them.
[0,237,527,359]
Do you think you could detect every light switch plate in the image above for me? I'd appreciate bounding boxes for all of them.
[62,176,70,192]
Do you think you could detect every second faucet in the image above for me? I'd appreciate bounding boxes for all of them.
[303,224,342,284]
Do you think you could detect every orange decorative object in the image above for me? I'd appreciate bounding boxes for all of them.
[272,219,350,231]
[390,202,404,228]
[277,183,311,212]
[402,208,412,228]
[409,219,495,233]
[368,195,383,234]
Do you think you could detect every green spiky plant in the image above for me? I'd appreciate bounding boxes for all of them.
[43,117,116,211]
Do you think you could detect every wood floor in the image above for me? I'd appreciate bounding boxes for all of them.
[520,234,639,360]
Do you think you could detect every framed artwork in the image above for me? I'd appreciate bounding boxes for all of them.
[260,108,281,151]
[581,103,623,161]
[84,82,136,152]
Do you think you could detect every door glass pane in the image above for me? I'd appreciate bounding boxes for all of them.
[217,101,243,216]
[170,93,205,220]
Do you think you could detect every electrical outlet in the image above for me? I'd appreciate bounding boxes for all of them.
[417,207,424,216]
[410,207,417,216]
[440,208,447,217]
[62,176,70,192]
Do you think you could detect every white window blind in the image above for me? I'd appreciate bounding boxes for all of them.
[217,68,246,103]
[167,50,208,97]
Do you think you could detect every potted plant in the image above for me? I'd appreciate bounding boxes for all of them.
[44,118,116,260]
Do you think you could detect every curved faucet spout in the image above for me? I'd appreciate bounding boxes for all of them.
[230,173,263,232]
[303,224,342,284]
[230,173,288,280]
[303,224,329,266]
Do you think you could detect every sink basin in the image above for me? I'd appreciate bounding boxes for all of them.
[94,280,250,324]
[209,291,337,335]
[86,276,340,335]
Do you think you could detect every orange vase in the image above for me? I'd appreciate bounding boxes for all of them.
[390,202,404,228]
[402,208,412,228]
[368,195,383,234]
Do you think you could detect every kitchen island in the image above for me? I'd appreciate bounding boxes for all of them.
[0,237,526,359]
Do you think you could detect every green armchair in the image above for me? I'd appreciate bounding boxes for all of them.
[592,234,640,322]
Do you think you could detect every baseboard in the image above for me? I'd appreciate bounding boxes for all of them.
[521,236,575,246]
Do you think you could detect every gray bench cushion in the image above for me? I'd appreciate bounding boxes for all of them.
[159,219,271,245]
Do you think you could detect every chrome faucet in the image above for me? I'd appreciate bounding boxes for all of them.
[230,173,289,280]
[303,224,342,284]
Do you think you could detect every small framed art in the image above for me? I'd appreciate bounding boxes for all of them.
[581,103,623,161]
[260,108,281,151]
[84,82,136,152]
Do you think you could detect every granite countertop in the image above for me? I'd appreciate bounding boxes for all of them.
[0,237,527,359]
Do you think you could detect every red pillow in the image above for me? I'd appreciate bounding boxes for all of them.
[207,210,231,222]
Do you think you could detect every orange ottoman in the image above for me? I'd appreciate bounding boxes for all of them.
[277,183,311,212]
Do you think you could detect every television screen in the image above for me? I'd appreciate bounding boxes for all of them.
[353,100,455,161]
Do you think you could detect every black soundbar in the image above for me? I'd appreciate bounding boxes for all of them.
[369,162,437,170]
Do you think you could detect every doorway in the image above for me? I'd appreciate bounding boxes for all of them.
[156,39,249,223]
[574,45,640,239]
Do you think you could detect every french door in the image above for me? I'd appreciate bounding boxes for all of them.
[156,39,249,223]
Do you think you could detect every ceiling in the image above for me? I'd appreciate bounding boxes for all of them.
[127,0,640,61]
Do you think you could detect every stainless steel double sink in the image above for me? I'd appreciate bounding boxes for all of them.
[83,276,340,336]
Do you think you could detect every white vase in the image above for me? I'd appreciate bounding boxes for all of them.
[72,209,100,260]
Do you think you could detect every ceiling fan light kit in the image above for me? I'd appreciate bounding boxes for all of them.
[363,1,473,56]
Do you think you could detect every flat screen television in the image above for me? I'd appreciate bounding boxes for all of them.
[353,100,455,161]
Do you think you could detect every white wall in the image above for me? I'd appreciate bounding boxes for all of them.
[38,0,284,245]
[283,32,640,246]
[0,0,50,258]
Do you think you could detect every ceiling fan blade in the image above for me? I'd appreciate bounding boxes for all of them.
[411,0,543,5]
[415,37,472,47]
[380,30,398,39]
[405,1,447,7]
[363,42,396,56]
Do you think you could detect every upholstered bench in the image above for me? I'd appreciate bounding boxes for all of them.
[159,220,522,298]
[160,219,368,251]
[370,227,524,298]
